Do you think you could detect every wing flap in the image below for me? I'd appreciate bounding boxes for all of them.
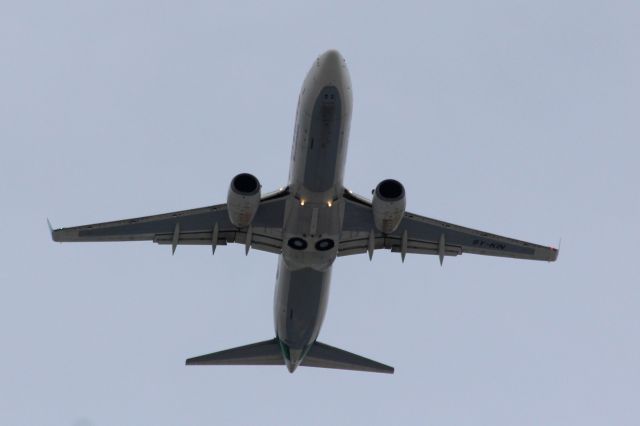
[339,236,462,257]
[152,229,282,253]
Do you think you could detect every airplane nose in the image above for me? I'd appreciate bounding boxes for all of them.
[315,49,347,85]
[321,49,343,67]
[319,49,344,73]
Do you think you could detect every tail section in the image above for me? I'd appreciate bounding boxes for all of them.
[185,338,394,374]
[186,338,284,366]
[301,341,394,374]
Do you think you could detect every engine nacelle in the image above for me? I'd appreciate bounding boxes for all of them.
[227,173,261,228]
[372,179,406,234]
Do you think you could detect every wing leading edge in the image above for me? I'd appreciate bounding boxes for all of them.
[339,190,558,262]
[50,189,289,255]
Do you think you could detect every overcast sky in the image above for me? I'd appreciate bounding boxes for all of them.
[1,1,639,425]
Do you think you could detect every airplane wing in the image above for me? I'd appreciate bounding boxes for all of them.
[50,189,289,255]
[339,191,558,262]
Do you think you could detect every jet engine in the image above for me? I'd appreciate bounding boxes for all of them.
[372,179,406,234]
[227,173,261,228]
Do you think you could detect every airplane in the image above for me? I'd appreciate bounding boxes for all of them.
[49,50,558,374]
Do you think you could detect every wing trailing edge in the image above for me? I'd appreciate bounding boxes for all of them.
[301,341,394,374]
[186,338,284,366]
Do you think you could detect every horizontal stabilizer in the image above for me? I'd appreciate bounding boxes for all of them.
[302,341,394,374]
[186,338,284,366]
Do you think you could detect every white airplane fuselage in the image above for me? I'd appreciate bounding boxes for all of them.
[274,50,353,372]
[49,49,558,375]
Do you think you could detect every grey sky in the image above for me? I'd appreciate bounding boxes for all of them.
[1,1,639,425]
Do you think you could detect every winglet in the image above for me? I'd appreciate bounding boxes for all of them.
[47,218,57,242]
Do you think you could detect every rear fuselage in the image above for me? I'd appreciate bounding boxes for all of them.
[274,50,352,372]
